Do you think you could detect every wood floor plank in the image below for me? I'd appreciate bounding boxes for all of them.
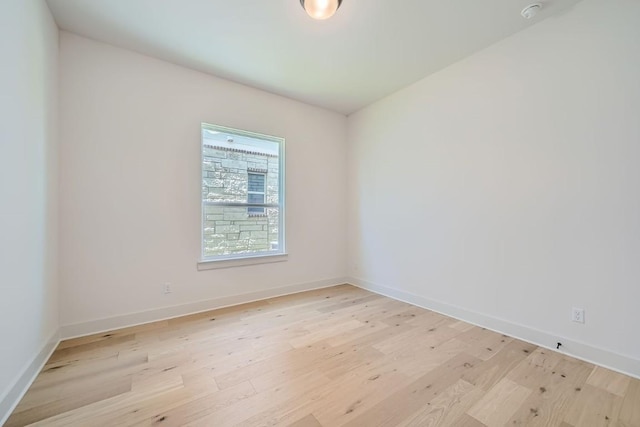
[135,380,256,426]
[462,339,537,391]
[618,378,640,427]
[448,413,488,426]
[371,317,459,356]
[505,356,594,426]
[506,347,564,389]
[457,327,516,361]
[250,341,385,394]
[324,321,390,347]
[315,293,383,313]
[213,340,332,390]
[396,379,485,427]
[186,371,331,426]
[6,285,639,426]
[341,352,482,427]
[237,364,410,427]
[303,358,412,426]
[5,375,133,427]
[28,351,147,393]
[449,320,476,332]
[289,319,364,348]
[467,377,532,426]
[21,376,191,426]
[286,414,323,427]
[587,366,632,397]
[47,333,137,363]
[381,337,468,379]
[563,384,623,427]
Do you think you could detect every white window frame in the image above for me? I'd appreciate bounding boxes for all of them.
[198,123,286,270]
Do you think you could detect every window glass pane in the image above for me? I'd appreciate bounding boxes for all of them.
[203,206,280,258]
[202,146,250,204]
[247,193,264,204]
[248,173,265,193]
[247,192,265,214]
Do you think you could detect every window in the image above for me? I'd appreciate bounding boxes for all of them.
[201,123,285,263]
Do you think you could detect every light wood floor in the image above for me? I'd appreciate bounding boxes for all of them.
[6,285,640,426]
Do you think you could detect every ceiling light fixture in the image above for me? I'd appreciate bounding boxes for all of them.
[521,3,542,19]
[300,0,342,20]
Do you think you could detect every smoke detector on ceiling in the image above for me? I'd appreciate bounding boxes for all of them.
[521,3,542,19]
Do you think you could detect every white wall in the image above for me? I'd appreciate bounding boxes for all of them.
[348,0,640,375]
[0,0,59,416]
[58,33,348,329]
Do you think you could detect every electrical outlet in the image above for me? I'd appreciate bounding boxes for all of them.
[163,283,172,294]
[572,307,585,324]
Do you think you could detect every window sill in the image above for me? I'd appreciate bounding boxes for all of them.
[197,253,288,271]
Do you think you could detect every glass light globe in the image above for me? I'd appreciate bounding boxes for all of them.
[301,0,342,20]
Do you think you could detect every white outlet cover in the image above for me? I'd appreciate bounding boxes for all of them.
[572,307,585,323]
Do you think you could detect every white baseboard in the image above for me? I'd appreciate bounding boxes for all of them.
[348,276,640,380]
[0,329,61,426]
[60,277,349,340]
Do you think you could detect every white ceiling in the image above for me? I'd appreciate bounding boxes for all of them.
[46,0,582,115]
